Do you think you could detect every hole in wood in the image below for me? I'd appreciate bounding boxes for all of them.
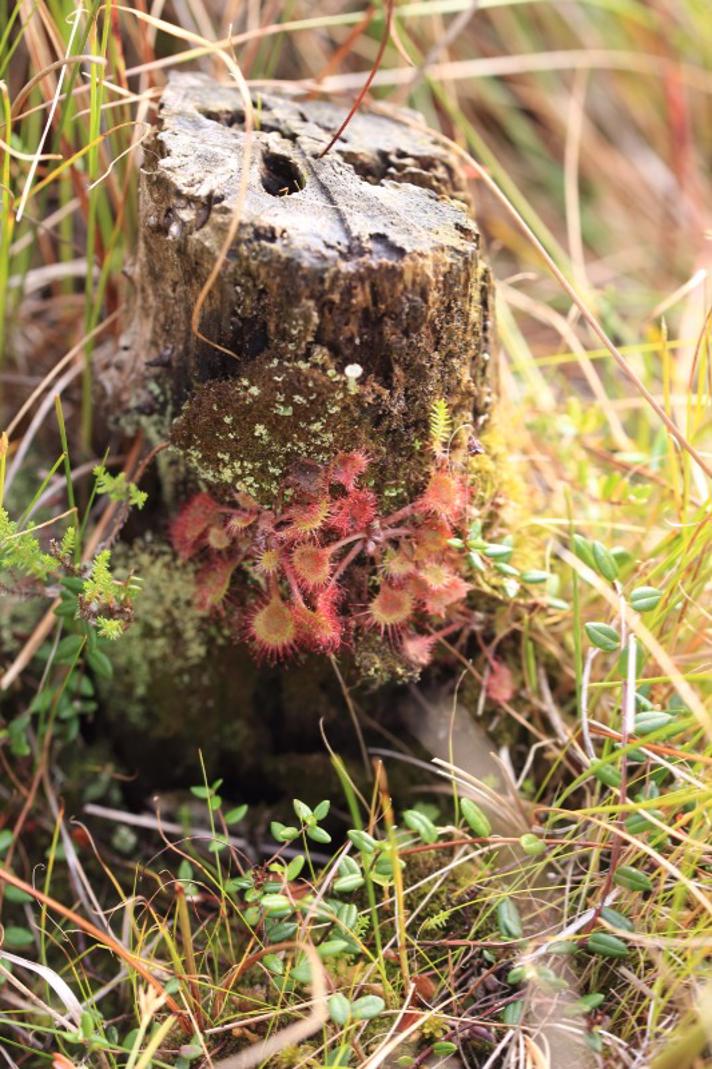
[260,150,305,196]
[201,107,245,127]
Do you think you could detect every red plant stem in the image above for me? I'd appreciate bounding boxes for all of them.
[327,532,367,554]
[218,507,258,522]
[330,540,365,585]
[327,524,412,556]
[311,5,376,90]
[281,562,307,606]
[379,526,415,541]
[430,622,462,643]
[319,0,395,157]
[380,502,418,527]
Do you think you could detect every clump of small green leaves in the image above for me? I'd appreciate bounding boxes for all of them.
[1,460,147,760]
[78,549,142,639]
[92,464,148,509]
[0,507,58,580]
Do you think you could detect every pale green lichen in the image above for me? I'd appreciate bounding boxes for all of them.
[99,538,264,781]
[107,538,211,722]
[170,358,369,505]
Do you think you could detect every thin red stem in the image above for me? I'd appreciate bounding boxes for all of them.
[319,0,395,158]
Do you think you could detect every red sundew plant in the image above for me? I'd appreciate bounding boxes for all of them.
[170,401,483,667]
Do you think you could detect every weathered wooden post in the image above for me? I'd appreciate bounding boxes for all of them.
[103,72,495,792]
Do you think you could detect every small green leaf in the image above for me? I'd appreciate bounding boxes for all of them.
[592,763,622,789]
[293,799,313,824]
[519,833,546,856]
[317,939,351,958]
[271,821,299,843]
[501,999,523,1026]
[613,865,652,892]
[61,577,85,594]
[600,907,634,932]
[243,906,261,926]
[625,809,663,835]
[482,542,513,561]
[468,550,485,573]
[329,993,351,1026]
[496,897,523,940]
[591,541,619,581]
[55,634,85,664]
[460,798,492,838]
[495,562,520,577]
[336,902,358,930]
[586,932,628,958]
[54,599,78,620]
[313,800,331,821]
[347,829,378,853]
[572,533,596,569]
[4,885,32,904]
[291,956,312,984]
[373,855,404,878]
[502,577,520,599]
[585,1029,603,1053]
[617,639,646,680]
[634,711,674,735]
[432,1042,457,1055]
[548,940,577,955]
[224,804,248,825]
[351,995,385,1021]
[402,809,439,844]
[520,570,549,584]
[338,856,361,877]
[2,927,34,949]
[565,993,605,1017]
[334,874,365,895]
[268,920,298,941]
[585,621,620,652]
[0,830,13,854]
[307,825,332,844]
[87,648,113,680]
[630,586,662,612]
[535,966,569,992]
[263,953,284,975]
[112,825,138,854]
[285,855,305,881]
[260,894,292,914]
[324,1043,352,1067]
[225,875,253,892]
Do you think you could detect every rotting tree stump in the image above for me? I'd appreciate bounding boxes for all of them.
[115,72,494,495]
[102,72,496,795]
